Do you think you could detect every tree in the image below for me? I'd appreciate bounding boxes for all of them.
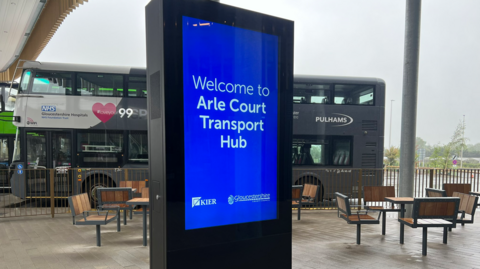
[427,121,467,169]
[384,146,400,166]
[416,137,427,150]
[428,145,442,168]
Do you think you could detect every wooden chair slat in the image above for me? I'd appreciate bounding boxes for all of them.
[75,195,84,214]
[444,184,471,197]
[73,196,81,215]
[114,191,123,202]
[106,191,115,202]
[142,187,149,198]
[446,201,456,215]
[101,192,108,204]
[364,186,395,202]
[466,196,476,215]
[292,189,302,199]
[82,193,91,211]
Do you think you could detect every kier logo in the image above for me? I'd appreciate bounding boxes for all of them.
[92,103,116,123]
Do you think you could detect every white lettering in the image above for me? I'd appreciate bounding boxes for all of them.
[192,76,207,89]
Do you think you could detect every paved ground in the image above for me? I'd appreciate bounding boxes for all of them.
[293,210,480,269]
[1,210,480,268]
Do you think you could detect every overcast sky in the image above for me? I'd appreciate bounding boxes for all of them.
[37,0,480,147]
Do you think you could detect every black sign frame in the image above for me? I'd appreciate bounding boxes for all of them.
[146,0,293,268]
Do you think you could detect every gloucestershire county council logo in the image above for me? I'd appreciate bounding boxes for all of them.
[192,197,217,208]
[229,194,271,204]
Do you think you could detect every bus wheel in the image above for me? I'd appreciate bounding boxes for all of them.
[82,176,115,208]
[295,177,325,203]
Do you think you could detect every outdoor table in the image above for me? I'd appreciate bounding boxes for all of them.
[384,197,414,244]
[126,198,149,246]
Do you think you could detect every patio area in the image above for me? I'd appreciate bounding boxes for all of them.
[1,210,480,269]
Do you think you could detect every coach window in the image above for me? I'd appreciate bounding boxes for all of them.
[77,73,124,96]
[31,72,73,95]
[127,76,147,97]
[334,84,374,105]
[293,84,330,104]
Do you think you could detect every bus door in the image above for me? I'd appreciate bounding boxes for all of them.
[24,130,72,197]
[0,136,13,190]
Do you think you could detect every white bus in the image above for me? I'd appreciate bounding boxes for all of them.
[10,61,148,199]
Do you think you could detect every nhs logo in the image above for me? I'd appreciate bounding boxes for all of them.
[41,105,56,112]
[192,197,217,208]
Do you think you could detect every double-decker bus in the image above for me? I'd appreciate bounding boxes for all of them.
[292,75,385,201]
[9,61,148,200]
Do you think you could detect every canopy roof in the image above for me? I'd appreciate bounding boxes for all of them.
[0,0,89,83]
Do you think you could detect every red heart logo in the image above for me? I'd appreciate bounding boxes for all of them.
[92,103,116,123]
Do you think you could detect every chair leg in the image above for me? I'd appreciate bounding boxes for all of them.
[117,210,121,232]
[96,225,101,247]
[124,210,127,225]
[298,205,301,220]
[130,209,133,220]
[72,216,75,225]
[448,227,452,232]
[357,224,361,245]
[443,227,447,244]
[422,227,427,256]
[382,212,386,235]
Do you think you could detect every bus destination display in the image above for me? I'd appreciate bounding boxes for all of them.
[183,16,278,230]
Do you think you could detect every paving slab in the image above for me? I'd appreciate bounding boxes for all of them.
[0,210,479,268]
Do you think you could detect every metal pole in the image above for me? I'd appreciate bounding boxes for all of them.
[399,0,422,217]
[389,100,395,148]
[461,115,464,168]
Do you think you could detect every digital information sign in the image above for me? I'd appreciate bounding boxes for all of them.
[146,0,293,268]
[183,16,278,230]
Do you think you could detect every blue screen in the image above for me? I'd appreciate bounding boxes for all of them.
[183,16,278,230]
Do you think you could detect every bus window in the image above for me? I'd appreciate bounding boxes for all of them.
[292,141,326,165]
[26,131,46,168]
[334,84,374,105]
[5,88,17,111]
[0,139,8,167]
[77,131,123,167]
[293,136,352,166]
[77,73,124,97]
[332,139,351,166]
[12,138,20,162]
[52,132,72,167]
[128,131,148,163]
[293,84,330,104]
[128,76,147,97]
[32,72,73,95]
[19,70,31,92]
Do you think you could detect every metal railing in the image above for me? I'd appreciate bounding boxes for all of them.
[1,168,149,218]
[295,167,480,209]
[2,167,480,218]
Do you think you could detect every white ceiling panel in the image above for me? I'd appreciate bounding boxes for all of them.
[0,0,44,72]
